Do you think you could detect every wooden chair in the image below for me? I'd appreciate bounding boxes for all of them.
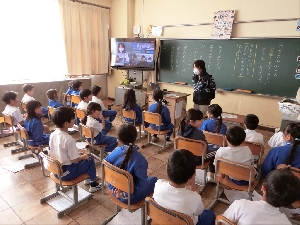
[101,159,145,225]
[0,116,14,138]
[174,136,209,192]
[2,114,26,154]
[39,152,92,218]
[121,109,142,139]
[75,108,87,141]
[203,131,226,148]
[71,95,80,106]
[241,141,264,178]
[208,157,258,209]
[80,124,107,165]
[17,123,49,169]
[141,111,173,153]
[215,215,236,225]
[62,93,72,107]
[21,101,27,113]
[47,106,55,122]
[145,197,193,225]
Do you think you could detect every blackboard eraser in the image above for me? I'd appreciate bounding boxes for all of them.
[222,88,234,91]
[236,89,252,93]
[174,82,188,85]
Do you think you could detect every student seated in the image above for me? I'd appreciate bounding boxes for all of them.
[2,91,24,125]
[49,107,102,193]
[223,168,300,225]
[262,124,300,177]
[46,89,64,108]
[177,108,216,180]
[21,84,48,117]
[91,85,117,122]
[200,104,227,135]
[153,149,215,225]
[244,114,264,145]
[214,126,256,185]
[70,80,82,96]
[64,81,74,106]
[268,123,298,148]
[148,89,174,142]
[81,102,117,153]
[24,100,51,148]
[122,88,143,125]
[105,124,157,204]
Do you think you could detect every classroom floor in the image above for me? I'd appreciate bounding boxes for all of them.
[0,103,274,225]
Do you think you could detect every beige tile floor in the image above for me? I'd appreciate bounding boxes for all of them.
[0,104,274,224]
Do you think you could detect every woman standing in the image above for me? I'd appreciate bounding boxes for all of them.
[192,60,216,114]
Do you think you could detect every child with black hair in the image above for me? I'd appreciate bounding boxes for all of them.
[153,149,215,225]
[214,126,256,185]
[177,108,216,175]
[24,100,51,149]
[244,114,264,145]
[262,125,300,177]
[268,122,299,148]
[77,89,92,111]
[105,124,157,204]
[49,107,102,193]
[81,102,118,153]
[91,85,117,122]
[123,88,143,125]
[65,81,74,107]
[2,91,24,125]
[21,84,48,117]
[200,104,227,135]
[223,168,300,225]
[148,89,174,141]
[46,89,64,108]
[71,80,83,96]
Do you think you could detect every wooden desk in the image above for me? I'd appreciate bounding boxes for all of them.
[222,112,245,127]
[146,91,190,132]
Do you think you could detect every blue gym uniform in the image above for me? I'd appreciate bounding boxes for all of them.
[105,145,157,204]
[261,142,300,177]
[23,117,50,146]
[48,99,64,108]
[123,103,143,125]
[200,118,227,135]
[148,102,174,137]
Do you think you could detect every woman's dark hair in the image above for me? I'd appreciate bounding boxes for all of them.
[26,100,42,121]
[81,102,102,125]
[153,89,164,115]
[91,85,101,96]
[118,124,137,170]
[179,108,203,135]
[123,89,136,110]
[193,60,206,75]
[264,168,300,207]
[52,107,75,128]
[72,80,82,90]
[46,89,58,100]
[207,104,223,133]
[285,125,300,165]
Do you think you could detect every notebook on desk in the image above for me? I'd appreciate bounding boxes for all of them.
[150,82,170,95]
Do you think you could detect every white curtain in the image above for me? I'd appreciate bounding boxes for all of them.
[58,0,110,75]
[0,0,68,84]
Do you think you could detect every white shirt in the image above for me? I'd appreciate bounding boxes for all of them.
[91,96,107,111]
[268,131,285,148]
[21,94,35,104]
[223,199,291,225]
[244,129,264,145]
[86,115,103,137]
[77,101,89,111]
[2,105,24,125]
[153,179,204,225]
[214,146,254,166]
[49,129,79,166]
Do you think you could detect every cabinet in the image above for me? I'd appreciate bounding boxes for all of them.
[115,87,146,107]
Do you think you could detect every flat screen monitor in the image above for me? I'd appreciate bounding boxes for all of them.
[111,38,156,70]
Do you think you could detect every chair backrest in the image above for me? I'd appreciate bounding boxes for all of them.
[203,131,226,147]
[39,152,63,176]
[75,108,86,120]
[174,136,207,157]
[122,109,136,120]
[71,95,80,105]
[80,124,94,140]
[277,164,300,179]
[143,111,161,126]
[21,102,27,111]
[215,157,256,182]
[17,123,29,141]
[3,114,14,127]
[241,141,264,163]
[145,197,193,225]
[48,106,56,119]
[102,159,134,194]
[215,215,236,225]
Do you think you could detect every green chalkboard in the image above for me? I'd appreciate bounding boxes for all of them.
[158,38,300,97]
